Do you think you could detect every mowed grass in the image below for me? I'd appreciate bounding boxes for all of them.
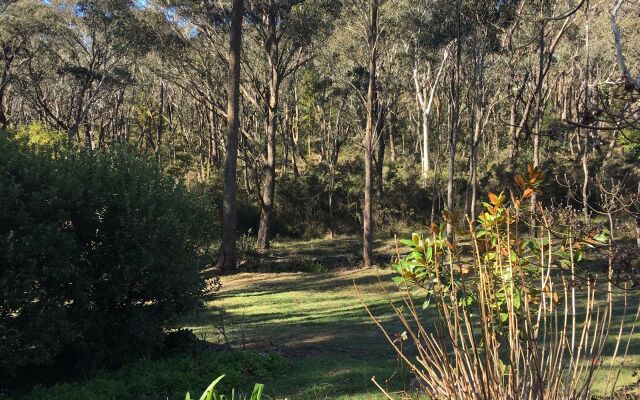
[185,267,414,399]
[185,236,640,399]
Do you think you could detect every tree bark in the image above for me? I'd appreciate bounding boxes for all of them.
[256,9,280,250]
[362,0,378,268]
[530,21,545,216]
[156,82,164,159]
[376,104,386,199]
[470,50,484,223]
[414,49,448,182]
[637,182,640,249]
[582,3,591,223]
[446,0,461,238]
[257,49,280,250]
[256,70,279,250]
[216,0,244,272]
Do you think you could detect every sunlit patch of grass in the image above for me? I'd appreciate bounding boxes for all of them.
[188,268,411,399]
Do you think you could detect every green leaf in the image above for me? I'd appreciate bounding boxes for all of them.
[412,233,420,245]
[465,295,474,306]
[186,393,191,400]
[199,375,225,400]
[500,312,509,322]
[423,297,431,309]
[498,358,510,375]
[399,239,414,247]
[594,230,610,243]
[425,246,433,262]
[250,383,264,400]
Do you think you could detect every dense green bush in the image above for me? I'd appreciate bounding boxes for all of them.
[0,132,215,380]
[13,122,68,154]
[21,350,285,400]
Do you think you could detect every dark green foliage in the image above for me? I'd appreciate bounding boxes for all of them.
[378,163,433,233]
[620,129,640,161]
[22,350,286,400]
[268,158,433,240]
[273,161,361,238]
[0,133,214,380]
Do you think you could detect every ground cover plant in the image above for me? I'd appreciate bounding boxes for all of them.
[20,351,283,400]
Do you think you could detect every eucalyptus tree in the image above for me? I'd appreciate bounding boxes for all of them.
[19,0,140,147]
[216,0,244,272]
[330,0,404,266]
[149,0,231,174]
[241,0,340,250]
[0,0,35,128]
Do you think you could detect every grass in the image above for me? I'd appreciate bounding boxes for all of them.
[185,265,413,399]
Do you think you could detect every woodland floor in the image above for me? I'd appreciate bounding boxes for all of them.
[184,235,640,400]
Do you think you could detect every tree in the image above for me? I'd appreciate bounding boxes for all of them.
[21,0,140,148]
[216,0,244,272]
[245,0,339,250]
[413,47,449,181]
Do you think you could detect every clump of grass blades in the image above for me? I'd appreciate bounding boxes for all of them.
[360,166,640,400]
[185,375,264,400]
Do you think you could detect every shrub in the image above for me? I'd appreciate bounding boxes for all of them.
[13,122,68,154]
[364,165,638,399]
[0,133,215,381]
[22,351,285,400]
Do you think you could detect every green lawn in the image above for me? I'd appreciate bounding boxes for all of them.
[185,267,413,399]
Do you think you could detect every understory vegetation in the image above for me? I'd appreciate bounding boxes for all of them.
[0,132,215,387]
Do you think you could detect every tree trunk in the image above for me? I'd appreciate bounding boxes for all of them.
[156,82,164,159]
[376,106,386,199]
[256,73,278,250]
[414,66,430,178]
[362,0,378,268]
[508,95,518,169]
[414,50,448,182]
[637,183,640,249]
[581,2,591,223]
[530,22,545,216]
[446,0,461,238]
[0,48,11,129]
[329,166,335,239]
[470,42,485,222]
[581,132,589,222]
[256,35,280,250]
[215,0,244,272]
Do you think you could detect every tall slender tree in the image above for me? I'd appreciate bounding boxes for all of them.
[216,0,244,272]
[446,0,461,238]
[362,0,378,268]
